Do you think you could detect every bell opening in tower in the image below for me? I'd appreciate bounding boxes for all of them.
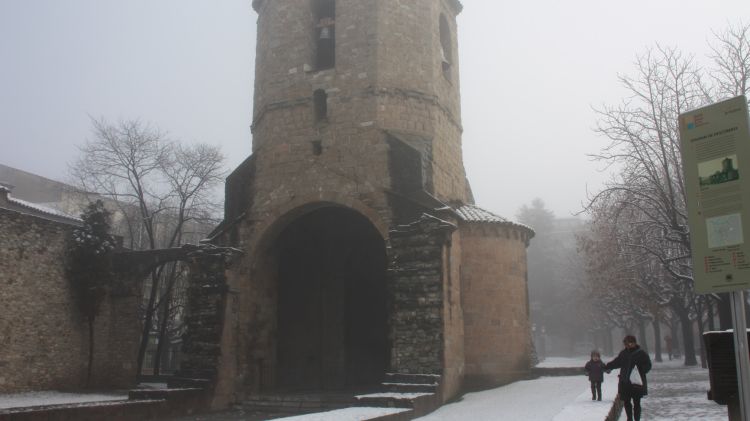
[439,14,452,80]
[313,0,336,70]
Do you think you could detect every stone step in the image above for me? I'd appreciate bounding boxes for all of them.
[243,392,358,416]
[128,387,205,401]
[382,382,438,393]
[167,377,212,389]
[383,373,442,385]
[384,373,442,385]
[355,392,434,409]
[356,391,442,419]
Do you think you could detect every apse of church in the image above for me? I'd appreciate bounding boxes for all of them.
[182,0,534,407]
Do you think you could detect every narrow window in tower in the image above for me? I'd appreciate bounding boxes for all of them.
[439,14,452,80]
[313,89,328,123]
[313,0,336,70]
[311,140,323,156]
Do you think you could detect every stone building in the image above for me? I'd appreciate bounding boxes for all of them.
[181,0,534,406]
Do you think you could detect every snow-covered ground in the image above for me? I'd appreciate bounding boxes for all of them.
[535,356,590,368]
[416,374,617,421]
[0,391,126,410]
[1,359,729,421]
[644,359,725,421]
[272,407,410,421]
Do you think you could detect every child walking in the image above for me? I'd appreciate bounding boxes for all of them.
[585,350,606,401]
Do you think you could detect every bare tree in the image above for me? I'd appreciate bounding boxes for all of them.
[585,44,706,365]
[70,118,225,375]
[584,22,750,366]
[709,22,750,101]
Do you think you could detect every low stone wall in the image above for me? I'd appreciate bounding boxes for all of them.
[0,207,140,393]
[0,388,209,421]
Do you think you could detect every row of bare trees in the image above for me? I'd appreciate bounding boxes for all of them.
[70,118,225,375]
[578,23,750,366]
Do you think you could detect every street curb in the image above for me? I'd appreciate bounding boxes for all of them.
[604,395,623,421]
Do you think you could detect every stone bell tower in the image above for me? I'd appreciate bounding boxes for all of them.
[187,0,533,409]
[247,0,470,207]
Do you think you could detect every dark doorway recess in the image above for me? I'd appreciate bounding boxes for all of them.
[276,206,388,391]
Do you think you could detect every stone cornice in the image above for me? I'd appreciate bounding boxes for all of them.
[251,87,463,134]
[253,0,462,15]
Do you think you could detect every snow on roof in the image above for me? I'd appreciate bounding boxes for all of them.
[1,190,82,224]
[454,204,534,234]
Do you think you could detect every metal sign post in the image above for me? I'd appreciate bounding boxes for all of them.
[732,290,750,421]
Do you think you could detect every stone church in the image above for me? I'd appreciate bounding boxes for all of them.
[184,0,534,407]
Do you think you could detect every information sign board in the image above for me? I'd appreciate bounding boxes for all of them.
[679,95,750,293]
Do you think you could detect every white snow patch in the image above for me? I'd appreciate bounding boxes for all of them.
[273,406,410,420]
[0,391,127,410]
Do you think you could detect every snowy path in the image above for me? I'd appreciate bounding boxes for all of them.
[416,374,617,421]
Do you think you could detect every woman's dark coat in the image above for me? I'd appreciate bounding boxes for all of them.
[605,345,652,398]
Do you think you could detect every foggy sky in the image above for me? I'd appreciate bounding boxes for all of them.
[2,1,749,219]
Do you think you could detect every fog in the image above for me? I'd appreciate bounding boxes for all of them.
[2,0,750,219]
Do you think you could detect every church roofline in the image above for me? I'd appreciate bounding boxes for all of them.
[454,203,534,237]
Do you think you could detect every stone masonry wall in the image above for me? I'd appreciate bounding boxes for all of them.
[388,214,455,375]
[459,222,532,388]
[0,207,139,393]
[176,256,229,384]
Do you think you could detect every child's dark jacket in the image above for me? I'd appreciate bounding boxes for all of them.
[585,359,606,382]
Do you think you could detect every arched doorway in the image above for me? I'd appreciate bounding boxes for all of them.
[273,206,389,391]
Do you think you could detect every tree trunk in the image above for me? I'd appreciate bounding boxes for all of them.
[137,272,161,375]
[698,311,707,368]
[653,317,663,363]
[605,329,614,356]
[638,321,649,354]
[670,316,682,357]
[706,298,716,331]
[87,317,95,387]
[153,286,173,375]
[677,308,698,366]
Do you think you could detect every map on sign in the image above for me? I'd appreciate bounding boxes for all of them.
[706,213,744,249]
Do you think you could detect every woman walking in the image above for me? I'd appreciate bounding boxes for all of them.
[605,335,652,421]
